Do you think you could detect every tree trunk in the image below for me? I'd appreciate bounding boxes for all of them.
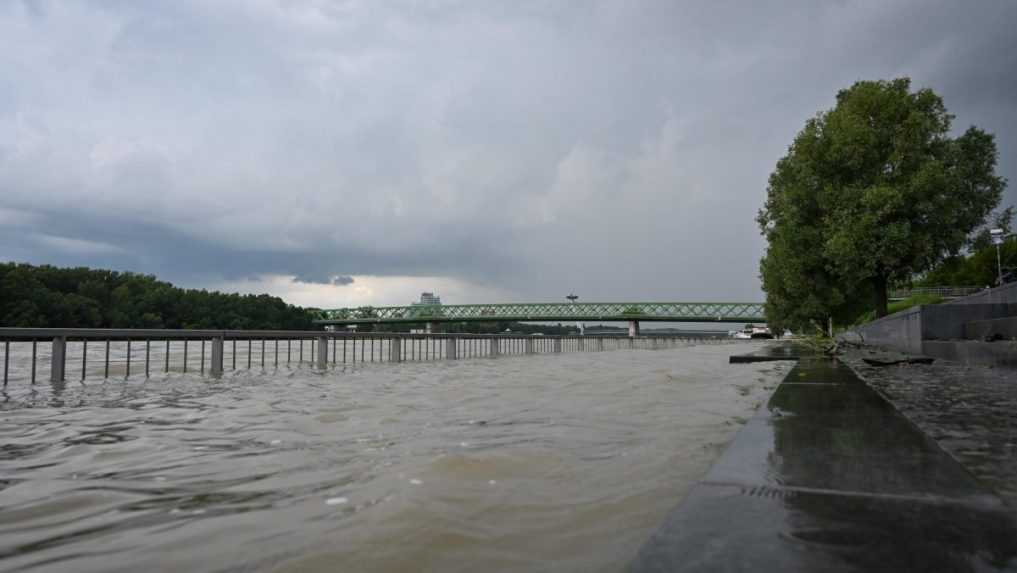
[873,274,888,318]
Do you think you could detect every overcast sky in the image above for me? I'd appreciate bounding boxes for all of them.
[2,0,1014,308]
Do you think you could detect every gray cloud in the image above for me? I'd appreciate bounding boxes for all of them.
[1,0,1014,304]
[331,275,354,286]
[290,271,355,286]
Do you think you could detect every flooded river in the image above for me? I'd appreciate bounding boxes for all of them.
[0,341,789,572]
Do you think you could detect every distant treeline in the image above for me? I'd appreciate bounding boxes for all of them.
[918,239,1017,288]
[0,263,316,329]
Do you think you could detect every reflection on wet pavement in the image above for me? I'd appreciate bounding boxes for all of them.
[631,357,1017,572]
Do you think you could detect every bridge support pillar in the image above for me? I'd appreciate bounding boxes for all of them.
[553,338,561,353]
[628,320,640,338]
[446,337,458,360]
[389,337,402,362]
[490,337,500,357]
[210,337,224,377]
[50,336,66,382]
[316,336,328,369]
[525,338,534,354]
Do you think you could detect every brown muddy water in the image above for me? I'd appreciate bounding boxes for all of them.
[0,341,789,572]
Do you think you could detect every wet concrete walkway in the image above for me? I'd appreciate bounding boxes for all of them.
[841,350,1017,507]
[630,357,1017,572]
[728,343,802,363]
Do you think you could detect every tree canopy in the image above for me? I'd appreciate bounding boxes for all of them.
[0,263,316,329]
[919,207,1016,287]
[758,78,1006,331]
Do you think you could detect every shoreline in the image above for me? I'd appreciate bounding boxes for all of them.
[839,347,1017,509]
[629,351,1017,571]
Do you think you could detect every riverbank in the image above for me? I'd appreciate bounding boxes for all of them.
[630,352,1017,572]
[840,347,1017,508]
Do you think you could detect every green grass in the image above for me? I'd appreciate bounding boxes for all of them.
[854,293,945,325]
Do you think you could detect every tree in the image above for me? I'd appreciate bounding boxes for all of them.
[969,206,1014,253]
[0,263,317,329]
[759,78,1006,327]
[919,218,1017,288]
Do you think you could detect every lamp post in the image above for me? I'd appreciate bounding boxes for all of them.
[566,293,584,336]
[991,229,1004,286]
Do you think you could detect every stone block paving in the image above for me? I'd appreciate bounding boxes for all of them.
[630,355,1017,572]
[842,349,1017,507]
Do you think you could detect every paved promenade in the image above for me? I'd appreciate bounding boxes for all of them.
[841,349,1017,507]
[630,355,1017,572]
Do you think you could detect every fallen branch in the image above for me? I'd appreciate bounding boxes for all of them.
[862,357,935,367]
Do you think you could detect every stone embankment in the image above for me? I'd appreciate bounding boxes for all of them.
[850,282,1017,367]
[841,347,1017,507]
[630,347,1017,572]
[842,281,1017,508]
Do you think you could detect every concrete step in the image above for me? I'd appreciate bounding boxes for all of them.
[964,317,1017,341]
[921,340,1017,367]
[919,303,1017,341]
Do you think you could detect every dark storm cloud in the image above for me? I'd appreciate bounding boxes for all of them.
[0,202,515,287]
[330,275,354,286]
[1,0,1014,303]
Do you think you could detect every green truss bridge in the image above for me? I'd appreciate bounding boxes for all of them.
[316,301,766,332]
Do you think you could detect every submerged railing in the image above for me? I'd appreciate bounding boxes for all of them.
[0,328,722,386]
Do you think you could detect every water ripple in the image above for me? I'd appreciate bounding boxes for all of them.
[0,342,788,572]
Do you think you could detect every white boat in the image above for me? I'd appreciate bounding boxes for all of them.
[731,325,772,339]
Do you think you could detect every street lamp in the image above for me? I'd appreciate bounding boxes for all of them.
[991,229,1004,286]
[566,293,584,336]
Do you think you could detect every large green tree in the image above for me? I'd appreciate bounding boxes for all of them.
[758,78,1006,329]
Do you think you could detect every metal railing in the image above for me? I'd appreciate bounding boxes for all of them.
[888,286,985,300]
[0,328,726,386]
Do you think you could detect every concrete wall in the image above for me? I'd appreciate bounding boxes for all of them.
[851,305,923,354]
[848,282,1017,360]
[852,303,1017,352]
[946,281,1017,305]
[964,316,1017,340]
[919,304,1017,339]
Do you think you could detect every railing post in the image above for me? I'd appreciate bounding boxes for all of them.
[553,338,561,353]
[210,337,224,377]
[389,336,402,362]
[316,336,328,369]
[50,336,66,382]
[490,337,500,357]
[446,336,458,360]
[525,337,534,354]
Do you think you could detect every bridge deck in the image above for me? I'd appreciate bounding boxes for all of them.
[316,302,766,325]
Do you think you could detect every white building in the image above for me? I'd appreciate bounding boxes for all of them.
[417,292,441,305]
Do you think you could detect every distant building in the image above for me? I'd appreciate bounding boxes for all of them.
[415,292,441,305]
